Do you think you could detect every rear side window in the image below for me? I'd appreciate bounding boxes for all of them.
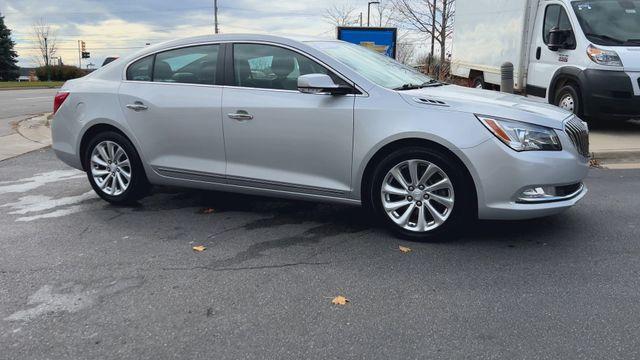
[126,45,219,85]
[153,45,219,85]
[126,55,153,81]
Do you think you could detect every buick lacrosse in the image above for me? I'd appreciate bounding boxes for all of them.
[52,34,589,240]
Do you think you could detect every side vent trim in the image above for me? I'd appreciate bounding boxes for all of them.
[412,97,449,107]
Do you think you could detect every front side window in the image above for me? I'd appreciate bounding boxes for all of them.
[571,0,640,46]
[126,55,153,81]
[233,43,344,91]
[543,4,576,48]
[153,45,219,85]
[308,41,433,90]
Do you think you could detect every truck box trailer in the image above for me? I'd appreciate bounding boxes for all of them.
[450,0,640,121]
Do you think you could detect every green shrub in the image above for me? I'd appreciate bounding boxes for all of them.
[35,65,87,81]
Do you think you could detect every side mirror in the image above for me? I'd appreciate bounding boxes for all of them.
[297,74,351,95]
[548,27,573,51]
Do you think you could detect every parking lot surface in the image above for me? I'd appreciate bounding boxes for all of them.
[1,149,639,359]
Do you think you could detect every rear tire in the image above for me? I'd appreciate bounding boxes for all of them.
[366,147,474,242]
[472,74,487,89]
[84,131,150,205]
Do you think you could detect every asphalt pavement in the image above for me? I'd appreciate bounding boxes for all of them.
[1,149,639,359]
[0,89,58,136]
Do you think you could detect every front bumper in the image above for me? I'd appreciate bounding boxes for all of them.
[581,69,640,120]
[456,131,589,221]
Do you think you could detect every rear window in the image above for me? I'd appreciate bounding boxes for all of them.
[126,55,153,81]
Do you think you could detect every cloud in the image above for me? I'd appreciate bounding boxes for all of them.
[1,0,427,68]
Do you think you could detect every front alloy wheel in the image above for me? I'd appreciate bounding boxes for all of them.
[368,147,472,241]
[381,160,455,232]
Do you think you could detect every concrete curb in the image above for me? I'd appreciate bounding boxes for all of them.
[591,150,640,162]
[0,114,52,161]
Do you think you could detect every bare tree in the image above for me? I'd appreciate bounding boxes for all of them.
[391,0,455,68]
[396,42,416,64]
[32,18,57,68]
[323,3,359,27]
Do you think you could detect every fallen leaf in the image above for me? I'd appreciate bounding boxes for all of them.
[331,295,349,305]
[192,245,207,252]
[200,208,215,214]
[399,246,412,253]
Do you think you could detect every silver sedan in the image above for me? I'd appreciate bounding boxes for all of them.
[51,34,589,240]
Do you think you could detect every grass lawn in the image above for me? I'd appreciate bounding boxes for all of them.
[0,81,65,89]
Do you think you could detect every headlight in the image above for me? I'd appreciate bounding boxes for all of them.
[476,115,562,152]
[587,44,623,67]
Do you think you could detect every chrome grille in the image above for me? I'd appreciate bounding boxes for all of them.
[565,117,590,157]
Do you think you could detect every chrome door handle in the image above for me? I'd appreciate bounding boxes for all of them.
[126,102,148,112]
[227,111,253,121]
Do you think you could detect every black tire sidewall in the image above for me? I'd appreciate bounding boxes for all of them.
[555,85,582,117]
[472,76,485,89]
[368,147,472,241]
[84,131,148,204]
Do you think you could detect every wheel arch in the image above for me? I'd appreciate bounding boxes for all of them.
[78,121,141,171]
[548,66,586,104]
[359,137,478,218]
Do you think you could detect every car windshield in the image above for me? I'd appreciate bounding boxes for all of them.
[571,0,640,46]
[307,41,435,90]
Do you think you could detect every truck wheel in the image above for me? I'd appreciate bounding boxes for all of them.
[367,146,473,242]
[472,75,486,89]
[554,84,582,117]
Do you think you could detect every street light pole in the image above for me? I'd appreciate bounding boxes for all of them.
[367,1,380,27]
[44,36,51,82]
[214,0,219,34]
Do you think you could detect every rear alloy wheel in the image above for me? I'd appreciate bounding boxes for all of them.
[369,147,472,241]
[84,131,150,204]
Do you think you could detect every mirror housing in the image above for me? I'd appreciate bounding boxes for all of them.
[297,74,352,95]
[548,27,574,51]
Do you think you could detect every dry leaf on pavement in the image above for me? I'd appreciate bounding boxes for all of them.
[331,295,350,305]
[192,245,207,252]
[399,246,412,253]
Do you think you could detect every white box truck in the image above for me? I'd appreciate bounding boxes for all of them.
[450,0,640,121]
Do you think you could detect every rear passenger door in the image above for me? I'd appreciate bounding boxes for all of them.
[119,44,226,177]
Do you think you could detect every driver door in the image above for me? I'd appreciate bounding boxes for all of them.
[528,2,578,99]
[221,43,356,195]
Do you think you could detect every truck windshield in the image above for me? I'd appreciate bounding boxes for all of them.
[307,41,435,90]
[571,0,640,46]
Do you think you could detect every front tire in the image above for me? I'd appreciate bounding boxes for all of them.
[554,84,582,117]
[367,147,473,241]
[84,131,150,205]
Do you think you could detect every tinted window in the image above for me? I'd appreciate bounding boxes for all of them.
[126,55,153,81]
[543,4,575,46]
[153,45,219,85]
[233,43,343,90]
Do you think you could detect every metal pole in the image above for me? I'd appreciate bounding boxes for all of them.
[44,36,51,82]
[359,12,363,27]
[78,40,81,68]
[214,0,219,34]
[367,2,379,27]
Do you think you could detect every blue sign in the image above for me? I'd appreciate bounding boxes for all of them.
[337,27,398,59]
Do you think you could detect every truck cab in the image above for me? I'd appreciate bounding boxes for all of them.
[451,0,640,121]
[528,0,640,120]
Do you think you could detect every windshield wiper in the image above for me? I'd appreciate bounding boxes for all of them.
[625,39,640,45]
[394,80,442,91]
[585,33,625,45]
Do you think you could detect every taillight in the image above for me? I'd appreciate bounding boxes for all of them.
[53,91,70,115]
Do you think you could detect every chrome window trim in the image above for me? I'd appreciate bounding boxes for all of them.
[122,40,369,97]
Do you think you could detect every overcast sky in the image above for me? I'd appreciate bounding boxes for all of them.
[1,0,426,68]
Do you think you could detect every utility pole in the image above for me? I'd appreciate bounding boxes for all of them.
[359,12,363,27]
[429,0,436,73]
[214,0,219,34]
[78,40,81,68]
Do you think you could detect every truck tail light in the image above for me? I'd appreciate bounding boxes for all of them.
[53,91,70,115]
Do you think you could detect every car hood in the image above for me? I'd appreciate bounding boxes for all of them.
[398,85,573,130]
